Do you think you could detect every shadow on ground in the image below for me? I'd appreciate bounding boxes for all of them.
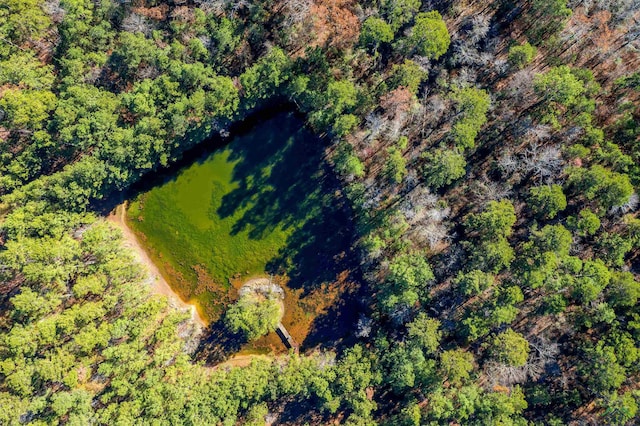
[198,113,365,359]
[194,318,248,364]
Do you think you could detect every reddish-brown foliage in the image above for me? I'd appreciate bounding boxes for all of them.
[132,5,169,21]
[380,87,414,120]
[310,0,360,49]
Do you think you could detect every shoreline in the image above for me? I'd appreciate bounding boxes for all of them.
[107,202,207,327]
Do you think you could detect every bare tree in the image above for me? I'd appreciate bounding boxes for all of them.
[508,70,536,105]
[453,67,478,87]
[194,0,227,15]
[471,177,512,202]
[361,183,384,211]
[229,0,250,16]
[489,53,507,76]
[122,13,153,36]
[525,124,553,143]
[400,186,452,250]
[485,336,559,387]
[452,41,481,67]
[422,95,447,129]
[412,55,432,72]
[198,35,212,50]
[416,221,450,249]
[138,65,160,80]
[281,0,312,26]
[497,149,519,177]
[43,0,65,23]
[389,303,412,325]
[609,192,639,216]
[468,14,491,44]
[522,143,564,182]
[399,186,438,220]
[355,314,373,338]
[365,113,389,143]
[570,0,640,25]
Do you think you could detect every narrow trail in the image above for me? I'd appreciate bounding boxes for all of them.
[107,202,206,327]
[212,354,272,370]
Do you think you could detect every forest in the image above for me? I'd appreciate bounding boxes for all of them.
[0,0,639,424]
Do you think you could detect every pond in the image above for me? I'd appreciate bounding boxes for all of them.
[126,112,359,354]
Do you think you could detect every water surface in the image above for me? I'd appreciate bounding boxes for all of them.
[127,113,355,337]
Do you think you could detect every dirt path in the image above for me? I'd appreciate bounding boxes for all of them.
[212,354,272,370]
[107,202,206,327]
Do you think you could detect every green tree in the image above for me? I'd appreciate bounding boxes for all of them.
[567,165,634,211]
[0,0,52,50]
[473,238,515,273]
[384,147,407,184]
[597,232,634,267]
[0,88,56,131]
[440,349,474,386]
[534,66,586,106]
[383,345,430,392]
[52,85,119,152]
[449,87,491,150]
[422,148,466,189]
[606,271,640,308]
[580,343,626,393]
[602,391,639,425]
[333,114,358,137]
[490,329,530,367]
[240,47,290,106]
[526,0,572,44]
[225,293,282,341]
[567,209,600,236]
[607,330,639,368]
[359,17,394,50]
[404,11,451,59]
[113,31,160,74]
[534,66,597,127]
[573,259,611,304]
[388,60,425,94]
[454,270,495,296]
[334,142,365,179]
[333,345,380,419]
[382,0,421,31]
[382,251,433,313]
[465,200,516,240]
[387,252,434,296]
[528,185,567,219]
[0,52,54,89]
[407,313,442,355]
[326,79,358,116]
[508,41,537,69]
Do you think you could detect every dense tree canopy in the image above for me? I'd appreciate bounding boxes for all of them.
[1,0,639,424]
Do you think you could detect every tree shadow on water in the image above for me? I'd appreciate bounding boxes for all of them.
[215,112,363,351]
[217,112,357,291]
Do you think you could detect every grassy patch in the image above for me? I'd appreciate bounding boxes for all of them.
[127,113,354,328]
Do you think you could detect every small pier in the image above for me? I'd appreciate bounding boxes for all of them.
[276,322,299,353]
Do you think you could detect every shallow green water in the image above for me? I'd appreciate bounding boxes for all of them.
[127,113,351,321]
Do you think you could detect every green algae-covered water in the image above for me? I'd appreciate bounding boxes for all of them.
[126,113,351,322]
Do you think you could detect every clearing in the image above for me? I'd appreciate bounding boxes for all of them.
[125,112,359,357]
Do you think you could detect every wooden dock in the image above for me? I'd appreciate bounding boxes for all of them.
[276,322,299,353]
